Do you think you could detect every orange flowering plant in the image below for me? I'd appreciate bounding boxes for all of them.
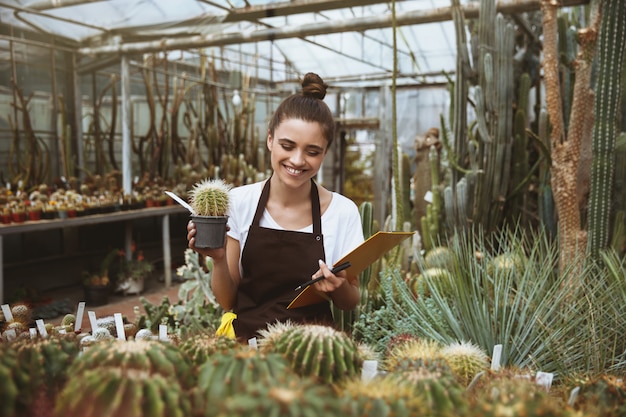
[117,242,154,282]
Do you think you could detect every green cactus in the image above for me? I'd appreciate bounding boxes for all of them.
[573,375,626,416]
[424,246,455,271]
[271,324,362,384]
[68,339,194,388]
[193,349,294,416]
[587,0,626,260]
[215,376,344,417]
[0,346,30,417]
[384,338,446,373]
[338,376,429,417]
[54,366,192,417]
[188,178,232,217]
[408,267,454,299]
[440,340,489,386]
[178,333,239,366]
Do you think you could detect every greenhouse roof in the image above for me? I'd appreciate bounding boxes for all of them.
[1,0,588,88]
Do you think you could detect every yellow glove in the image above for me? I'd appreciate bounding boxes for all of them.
[215,312,237,339]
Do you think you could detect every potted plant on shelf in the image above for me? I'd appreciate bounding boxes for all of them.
[115,242,154,295]
[188,178,232,249]
[83,249,118,306]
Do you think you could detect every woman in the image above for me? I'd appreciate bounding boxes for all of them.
[187,72,364,341]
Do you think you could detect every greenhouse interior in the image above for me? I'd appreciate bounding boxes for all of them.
[2,0,626,416]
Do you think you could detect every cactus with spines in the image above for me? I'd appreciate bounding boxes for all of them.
[440,340,489,386]
[10,303,32,326]
[179,333,239,366]
[337,376,429,417]
[214,376,344,417]
[257,319,300,353]
[188,178,232,217]
[573,374,626,416]
[192,349,294,414]
[68,339,194,388]
[587,0,626,260]
[61,313,76,328]
[54,367,192,417]
[424,246,455,271]
[0,345,31,417]
[386,365,469,417]
[384,338,448,373]
[271,324,362,384]
[467,373,569,417]
[408,267,454,299]
[420,145,443,251]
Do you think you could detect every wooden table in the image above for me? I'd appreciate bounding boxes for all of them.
[0,205,188,303]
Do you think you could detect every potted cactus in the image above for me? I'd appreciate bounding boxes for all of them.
[188,178,232,249]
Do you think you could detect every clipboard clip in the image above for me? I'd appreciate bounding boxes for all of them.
[294,261,351,292]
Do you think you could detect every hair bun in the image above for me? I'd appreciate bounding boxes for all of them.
[301,72,328,100]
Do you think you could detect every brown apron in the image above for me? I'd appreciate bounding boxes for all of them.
[232,179,333,341]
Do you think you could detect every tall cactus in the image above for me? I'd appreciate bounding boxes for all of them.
[586,0,626,260]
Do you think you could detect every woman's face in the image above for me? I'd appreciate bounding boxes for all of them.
[267,118,328,188]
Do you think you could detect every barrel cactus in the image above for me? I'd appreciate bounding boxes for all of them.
[214,376,344,417]
[68,339,194,388]
[424,246,456,271]
[271,324,362,383]
[440,340,489,386]
[384,338,446,372]
[193,349,294,416]
[54,366,192,417]
[338,376,429,417]
[179,333,239,366]
[0,346,30,417]
[408,267,454,298]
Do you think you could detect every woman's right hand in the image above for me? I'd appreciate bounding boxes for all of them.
[187,220,228,261]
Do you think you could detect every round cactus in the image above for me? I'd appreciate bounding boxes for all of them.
[61,313,76,328]
[440,340,489,386]
[10,303,32,326]
[573,375,626,416]
[179,333,239,366]
[214,376,344,417]
[189,178,232,217]
[257,319,300,352]
[338,376,428,417]
[68,339,194,388]
[424,246,456,271]
[409,267,454,298]
[54,367,192,417]
[386,366,469,416]
[193,349,294,414]
[0,346,30,417]
[271,324,362,383]
[384,338,445,372]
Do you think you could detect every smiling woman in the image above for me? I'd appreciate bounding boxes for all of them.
[187,73,365,342]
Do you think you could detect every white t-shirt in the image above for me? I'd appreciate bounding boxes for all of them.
[227,180,365,272]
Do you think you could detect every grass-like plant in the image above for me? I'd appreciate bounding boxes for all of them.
[354,225,626,380]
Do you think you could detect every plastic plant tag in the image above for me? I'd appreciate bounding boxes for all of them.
[491,344,502,371]
[424,190,433,203]
[29,328,37,339]
[36,319,48,338]
[361,360,378,382]
[568,386,580,406]
[159,324,168,342]
[5,328,16,341]
[1,304,13,322]
[74,302,86,332]
[88,311,98,332]
[535,371,553,391]
[248,337,258,350]
[114,313,126,341]
[58,328,66,335]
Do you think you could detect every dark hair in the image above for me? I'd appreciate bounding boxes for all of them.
[268,72,335,147]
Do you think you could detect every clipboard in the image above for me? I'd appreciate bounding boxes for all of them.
[287,231,414,309]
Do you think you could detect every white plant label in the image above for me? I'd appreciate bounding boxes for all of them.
[36,319,48,338]
[491,344,503,371]
[361,360,378,382]
[159,324,168,342]
[58,328,66,335]
[74,302,86,332]
[248,337,258,350]
[535,371,553,391]
[1,304,13,322]
[114,313,126,341]
[424,191,433,203]
[87,311,98,332]
[29,328,37,339]
[5,328,16,341]
[568,386,580,406]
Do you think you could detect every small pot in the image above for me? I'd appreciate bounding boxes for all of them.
[192,215,228,249]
